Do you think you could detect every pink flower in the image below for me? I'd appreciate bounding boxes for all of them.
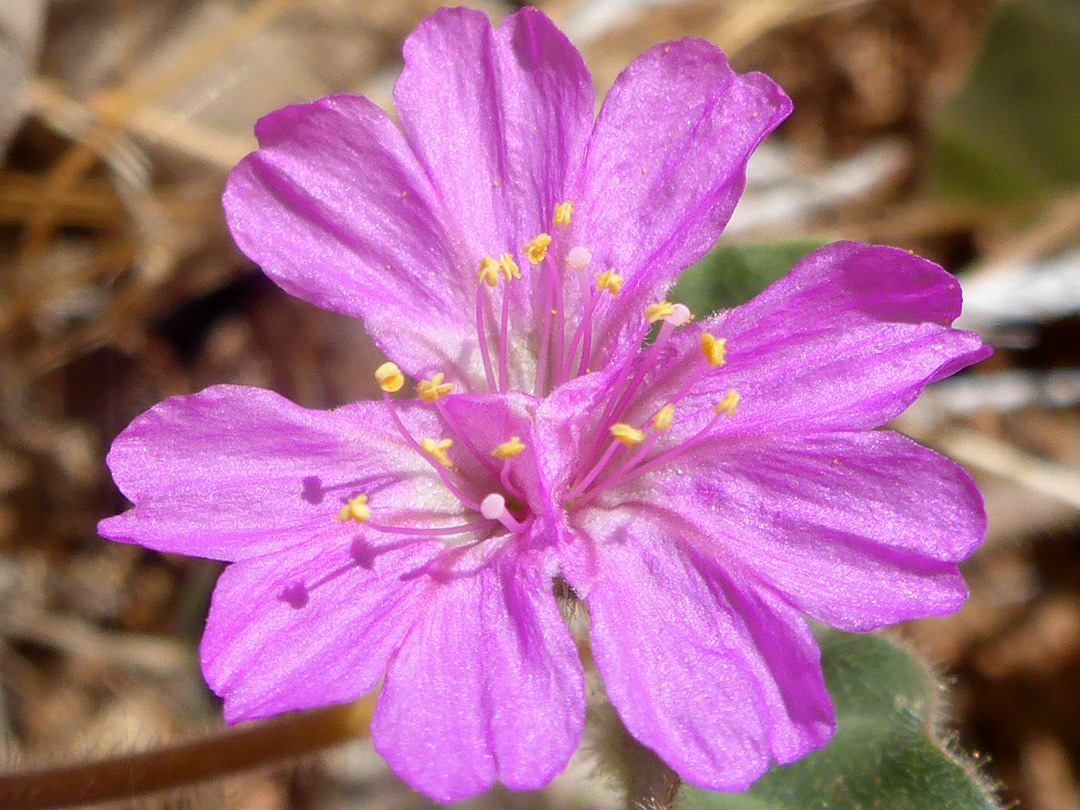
[99,6,990,802]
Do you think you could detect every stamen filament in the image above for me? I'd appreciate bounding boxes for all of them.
[564,272,597,380]
[578,431,664,503]
[382,392,482,510]
[581,401,737,502]
[433,400,500,479]
[499,460,518,498]
[534,268,555,396]
[565,439,624,502]
[583,317,671,463]
[552,260,567,387]
[365,519,488,537]
[475,284,497,392]
[498,280,511,392]
[610,319,676,411]
[589,319,653,435]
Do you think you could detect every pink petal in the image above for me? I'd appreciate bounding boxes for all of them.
[576,526,833,790]
[669,242,991,436]
[202,537,442,721]
[371,552,585,801]
[578,38,790,369]
[611,430,985,631]
[98,385,454,561]
[394,7,593,267]
[224,95,479,384]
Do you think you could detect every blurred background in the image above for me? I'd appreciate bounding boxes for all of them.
[1,0,1079,807]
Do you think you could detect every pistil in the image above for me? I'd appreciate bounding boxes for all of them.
[480,493,530,534]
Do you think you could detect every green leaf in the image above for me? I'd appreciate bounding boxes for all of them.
[671,240,825,314]
[675,628,999,810]
[931,0,1080,201]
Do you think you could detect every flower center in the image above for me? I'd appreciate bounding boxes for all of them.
[366,200,747,524]
[332,363,535,544]
[471,199,626,397]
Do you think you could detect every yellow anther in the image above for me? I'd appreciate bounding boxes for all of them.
[335,494,370,523]
[644,300,676,324]
[478,256,500,287]
[553,201,573,227]
[492,436,526,459]
[595,269,623,296]
[499,253,521,281]
[611,423,645,445]
[713,389,740,417]
[652,404,675,431]
[417,372,453,403]
[375,361,404,393]
[524,233,552,264]
[700,333,727,366]
[421,437,454,467]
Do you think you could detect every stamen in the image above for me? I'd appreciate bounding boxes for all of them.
[644,300,676,324]
[713,389,740,417]
[582,317,655,460]
[365,519,489,538]
[498,272,512,392]
[595,269,623,296]
[498,254,521,280]
[421,437,454,467]
[611,423,645,445]
[334,496,486,540]
[565,439,623,501]
[552,256,567,385]
[492,437,525,459]
[417,373,453,403]
[571,271,596,377]
[700,333,727,366]
[595,310,684,446]
[666,335,735,410]
[478,256,500,287]
[475,284,497,391]
[375,362,404,393]
[382,392,481,510]
[533,267,555,396]
[589,390,745,501]
[480,493,529,534]
[567,246,592,270]
[524,233,552,264]
[335,494,369,522]
[553,201,573,227]
[652,404,675,431]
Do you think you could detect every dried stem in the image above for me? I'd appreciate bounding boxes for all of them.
[1,697,374,810]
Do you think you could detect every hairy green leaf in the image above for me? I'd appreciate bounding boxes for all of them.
[675,628,999,810]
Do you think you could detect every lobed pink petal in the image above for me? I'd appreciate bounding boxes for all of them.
[571,523,833,790]
[644,241,991,439]
[224,95,480,384]
[394,7,592,277]
[98,385,454,562]
[611,430,985,631]
[202,537,442,721]
[371,552,585,801]
[577,38,790,369]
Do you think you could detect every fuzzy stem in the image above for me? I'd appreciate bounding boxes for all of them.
[1,698,374,810]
